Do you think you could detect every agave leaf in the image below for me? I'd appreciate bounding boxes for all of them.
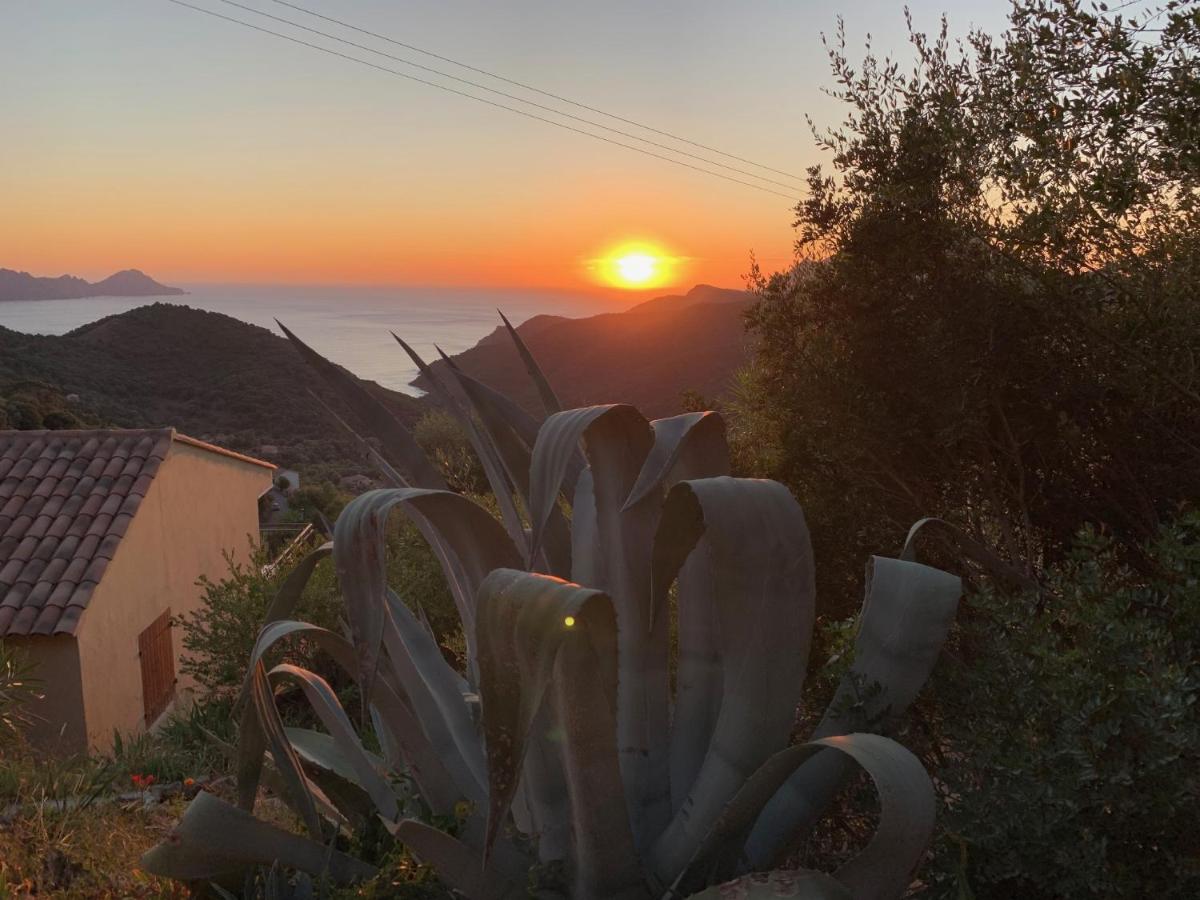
[528,405,637,562]
[242,620,464,818]
[443,366,573,576]
[569,465,599,586]
[388,819,526,900]
[261,542,332,626]
[474,569,630,863]
[240,618,369,816]
[308,389,409,488]
[648,477,816,885]
[392,333,529,553]
[285,728,384,787]
[623,412,730,511]
[680,734,935,899]
[365,670,466,817]
[685,870,852,899]
[549,589,648,900]
[902,516,1038,592]
[649,485,713,809]
[517,700,570,860]
[532,404,672,847]
[745,557,961,869]
[248,660,326,837]
[268,664,399,822]
[333,488,521,705]
[139,791,376,884]
[498,309,562,416]
[277,321,445,488]
[236,545,332,813]
[377,591,488,801]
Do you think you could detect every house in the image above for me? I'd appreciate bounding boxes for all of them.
[0,428,274,752]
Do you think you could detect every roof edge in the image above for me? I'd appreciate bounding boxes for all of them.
[172,432,276,470]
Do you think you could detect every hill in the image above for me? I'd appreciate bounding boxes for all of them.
[0,268,184,302]
[0,303,423,475]
[415,284,754,417]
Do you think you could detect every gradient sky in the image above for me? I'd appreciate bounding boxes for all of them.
[1,0,1011,293]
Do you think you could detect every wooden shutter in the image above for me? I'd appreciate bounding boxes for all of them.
[138,608,176,725]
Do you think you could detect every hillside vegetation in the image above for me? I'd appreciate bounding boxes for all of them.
[0,303,423,474]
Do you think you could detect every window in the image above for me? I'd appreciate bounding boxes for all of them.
[138,608,175,725]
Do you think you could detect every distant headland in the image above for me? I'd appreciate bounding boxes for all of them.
[0,268,185,302]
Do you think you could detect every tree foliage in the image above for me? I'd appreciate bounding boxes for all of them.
[736,0,1200,612]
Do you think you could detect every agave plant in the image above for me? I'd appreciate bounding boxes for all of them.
[142,320,965,899]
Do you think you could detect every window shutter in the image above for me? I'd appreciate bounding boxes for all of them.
[137,608,176,725]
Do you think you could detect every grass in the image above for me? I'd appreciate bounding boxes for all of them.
[0,795,189,898]
[0,697,239,898]
[0,695,453,898]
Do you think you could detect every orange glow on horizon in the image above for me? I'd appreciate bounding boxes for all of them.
[588,240,684,290]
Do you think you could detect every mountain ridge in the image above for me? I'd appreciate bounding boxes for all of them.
[0,268,185,302]
[415,283,754,417]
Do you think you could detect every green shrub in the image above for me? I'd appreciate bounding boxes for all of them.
[412,409,486,495]
[916,516,1200,898]
[179,547,344,696]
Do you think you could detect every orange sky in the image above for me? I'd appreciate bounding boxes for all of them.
[0,1,1008,293]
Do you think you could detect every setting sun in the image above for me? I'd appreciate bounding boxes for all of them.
[591,241,681,290]
[615,253,657,284]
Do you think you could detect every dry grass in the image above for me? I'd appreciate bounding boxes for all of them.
[0,796,187,898]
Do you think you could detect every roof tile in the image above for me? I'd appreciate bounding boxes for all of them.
[0,428,174,637]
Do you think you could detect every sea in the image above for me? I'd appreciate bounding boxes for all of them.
[0,283,619,395]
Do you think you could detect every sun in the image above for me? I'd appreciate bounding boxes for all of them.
[592,241,679,290]
[615,253,658,285]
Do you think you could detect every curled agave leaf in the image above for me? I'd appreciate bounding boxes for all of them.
[623,411,730,511]
[677,733,935,900]
[745,556,961,869]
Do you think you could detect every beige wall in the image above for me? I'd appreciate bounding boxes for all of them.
[4,633,86,752]
[72,441,272,750]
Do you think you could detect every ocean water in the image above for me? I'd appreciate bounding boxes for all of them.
[0,283,618,395]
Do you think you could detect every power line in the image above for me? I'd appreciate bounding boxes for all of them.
[212,0,805,192]
[266,0,804,183]
[163,0,799,200]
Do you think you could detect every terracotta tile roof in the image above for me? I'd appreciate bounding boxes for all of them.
[0,428,173,637]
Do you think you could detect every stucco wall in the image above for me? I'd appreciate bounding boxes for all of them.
[72,441,272,750]
[4,633,86,752]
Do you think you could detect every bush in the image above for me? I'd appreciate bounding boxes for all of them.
[179,546,344,696]
[412,410,487,495]
[914,516,1200,898]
